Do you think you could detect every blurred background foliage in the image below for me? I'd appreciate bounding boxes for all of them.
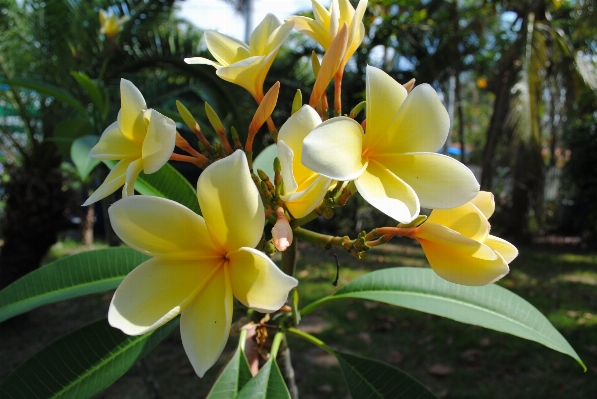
[0,0,596,285]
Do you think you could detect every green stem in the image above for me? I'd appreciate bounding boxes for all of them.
[290,210,319,228]
[270,331,285,359]
[300,296,339,317]
[239,327,248,352]
[287,328,334,355]
[293,227,346,250]
[281,237,297,277]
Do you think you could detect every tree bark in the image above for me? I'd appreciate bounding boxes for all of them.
[0,142,74,289]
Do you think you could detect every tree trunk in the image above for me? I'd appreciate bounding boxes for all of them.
[480,67,516,190]
[0,142,74,289]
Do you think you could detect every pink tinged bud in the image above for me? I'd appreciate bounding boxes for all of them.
[271,207,293,251]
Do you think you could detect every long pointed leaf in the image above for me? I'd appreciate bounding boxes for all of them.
[235,359,291,399]
[0,248,149,323]
[207,348,253,399]
[303,267,585,370]
[71,72,104,113]
[103,161,201,215]
[3,78,87,116]
[335,351,438,399]
[71,135,100,180]
[0,318,178,399]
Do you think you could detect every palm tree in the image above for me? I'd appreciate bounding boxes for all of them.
[0,0,240,288]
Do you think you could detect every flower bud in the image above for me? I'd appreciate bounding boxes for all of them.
[271,207,293,251]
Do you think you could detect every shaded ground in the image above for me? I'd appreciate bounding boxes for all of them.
[1,238,596,398]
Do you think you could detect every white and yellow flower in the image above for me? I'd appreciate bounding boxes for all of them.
[83,79,176,206]
[99,9,129,39]
[185,14,293,101]
[277,105,332,219]
[413,191,518,286]
[107,150,298,377]
[302,65,479,223]
[290,0,367,69]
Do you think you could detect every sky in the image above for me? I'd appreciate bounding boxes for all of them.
[176,0,326,40]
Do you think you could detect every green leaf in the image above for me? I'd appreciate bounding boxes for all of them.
[304,267,585,370]
[71,135,100,180]
[207,348,253,399]
[0,248,149,323]
[335,351,438,399]
[0,318,178,399]
[51,117,94,158]
[235,359,290,399]
[4,78,87,116]
[71,72,104,113]
[104,161,201,215]
[252,144,277,178]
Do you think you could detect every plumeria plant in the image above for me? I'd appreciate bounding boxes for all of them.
[0,1,586,398]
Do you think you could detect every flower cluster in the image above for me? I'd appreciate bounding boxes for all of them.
[89,0,518,378]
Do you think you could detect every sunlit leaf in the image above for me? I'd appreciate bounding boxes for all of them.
[0,248,149,323]
[303,267,585,370]
[103,160,201,215]
[207,348,253,399]
[235,359,290,399]
[252,144,278,178]
[71,135,100,180]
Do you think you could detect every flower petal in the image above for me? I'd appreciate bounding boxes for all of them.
[312,0,331,28]
[184,57,222,69]
[355,159,420,223]
[123,158,144,197]
[415,222,497,260]
[289,16,331,49]
[362,66,407,153]
[418,239,509,286]
[344,0,367,63]
[108,258,221,336]
[278,105,322,187]
[82,159,130,206]
[425,202,489,243]
[485,235,518,263]
[89,121,141,160]
[377,84,450,155]
[228,247,297,313]
[470,191,495,219]
[181,267,232,377]
[277,140,299,194]
[216,55,268,100]
[119,79,147,143]
[378,152,479,209]
[282,175,332,218]
[204,30,250,66]
[265,19,294,54]
[250,14,279,55]
[141,109,176,173]
[302,116,366,180]
[198,150,264,252]
[109,196,221,259]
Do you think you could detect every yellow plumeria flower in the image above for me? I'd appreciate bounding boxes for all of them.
[99,9,129,39]
[413,191,518,286]
[83,79,176,206]
[290,0,367,69]
[278,105,333,218]
[107,150,298,377]
[185,14,293,101]
[302,65,480,223]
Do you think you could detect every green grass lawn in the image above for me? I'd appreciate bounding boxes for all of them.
[0,238,595,398]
